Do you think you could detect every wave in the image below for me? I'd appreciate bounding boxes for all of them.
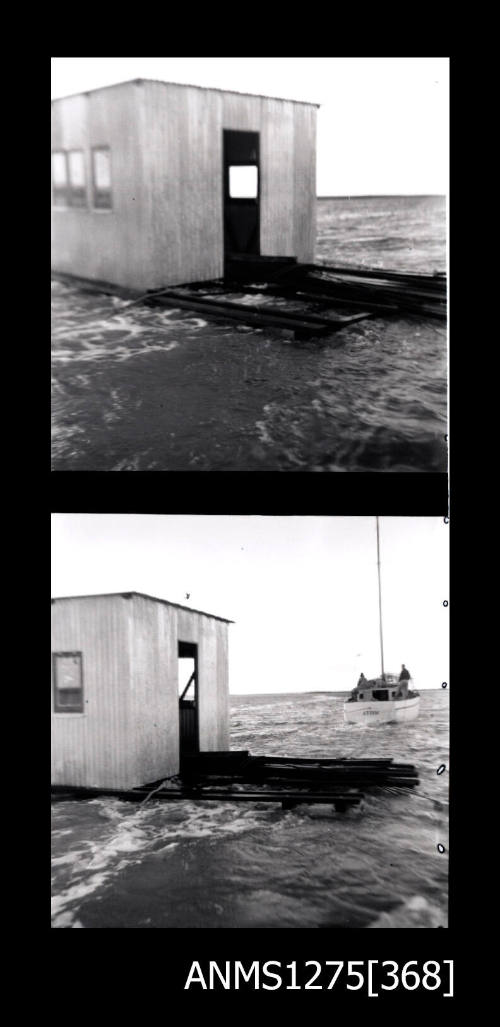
[51,796,281,927]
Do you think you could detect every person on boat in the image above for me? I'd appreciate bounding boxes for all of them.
[357,672,367,687]
[399,664,411,681]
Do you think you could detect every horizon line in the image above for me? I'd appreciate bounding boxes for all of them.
[230,687,443,696]
[317,193,445,199]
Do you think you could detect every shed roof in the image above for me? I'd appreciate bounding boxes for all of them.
[51,77,320,109]
[51,591,234,623]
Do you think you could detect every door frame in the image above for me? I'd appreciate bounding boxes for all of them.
[178,640,200,756]
[223,129,261,259]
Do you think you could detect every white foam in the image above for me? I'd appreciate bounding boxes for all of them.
[51,797,278,926]
[52,304,209,368]
[367,894,446,928]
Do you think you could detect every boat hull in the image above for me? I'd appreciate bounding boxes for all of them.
[344,694,420,725]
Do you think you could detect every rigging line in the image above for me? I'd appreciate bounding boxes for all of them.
[376,517,385,678]
[411,791,449,805]
[139,777,176,806]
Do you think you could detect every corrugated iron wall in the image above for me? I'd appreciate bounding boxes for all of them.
[139,82,317,287]
[129,594,179,784]
[292,103,317,263]
[51,595,133,788]
[138,82,223,288]
[51,594,231,789]
[51,82,147,289]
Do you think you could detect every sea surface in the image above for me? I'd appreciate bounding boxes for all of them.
[51,195,447,472]
[316,194,446,272]
[51,689,449,928]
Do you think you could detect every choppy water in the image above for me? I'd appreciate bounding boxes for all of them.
[51,689,449,928]
[51,196,447,471]
[316,195,446,272]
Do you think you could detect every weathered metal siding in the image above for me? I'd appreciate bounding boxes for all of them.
[51,596,134,788]
[127,597,230,774]
[219,91,316,264]
[211,619,230,749]
[52,593,231,789]
[129,595,179,782]
[138,83,317,287]
[220,91,300,262]
[52,81,317,289]
[51,83,148,290]
[138,81,223,288]
[292,103,317,263]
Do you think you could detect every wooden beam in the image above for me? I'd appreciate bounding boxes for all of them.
[147,290,371,334]
[52,784,364,806]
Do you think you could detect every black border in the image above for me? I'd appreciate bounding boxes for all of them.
[47,52,462,1002]
[51,472,448,515]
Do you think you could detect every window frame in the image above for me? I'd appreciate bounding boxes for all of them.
[52,150,69,208]
[91,146,113,210]
[52,149,87,208]
[228,164,259,200]
[52,651,84,713]
[66,149,87,207]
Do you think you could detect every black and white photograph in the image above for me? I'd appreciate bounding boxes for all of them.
[51,57,448,473]
[51,513,449,930]
[50,54,452,966]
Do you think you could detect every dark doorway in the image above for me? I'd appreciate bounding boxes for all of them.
[223,130,260,259]
[178,641,199,755]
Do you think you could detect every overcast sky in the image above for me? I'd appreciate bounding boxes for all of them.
[51,57,449,196]
[51,515,449,694]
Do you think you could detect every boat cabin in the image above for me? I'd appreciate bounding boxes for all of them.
[348,674,410,703]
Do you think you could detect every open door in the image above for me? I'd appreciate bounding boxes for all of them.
[178,641,199,756]
[223,130,260,259]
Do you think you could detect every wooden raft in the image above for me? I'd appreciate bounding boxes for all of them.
[145,285,371,338]
[51,750,419,814]
[223,255,447,321]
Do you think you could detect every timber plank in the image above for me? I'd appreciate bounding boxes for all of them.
[51,784,364,806]
[148,289,370,333]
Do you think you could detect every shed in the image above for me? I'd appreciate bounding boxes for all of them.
[51,78,318,291]
[51,592,232,789]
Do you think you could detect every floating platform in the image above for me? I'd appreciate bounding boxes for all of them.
[145,286,371,338]
[140,255,446,337]
[222,255,447,321]
[53,255,446,341]
[51,751,419,814]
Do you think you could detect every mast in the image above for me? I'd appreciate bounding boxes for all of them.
[376,517,385,677]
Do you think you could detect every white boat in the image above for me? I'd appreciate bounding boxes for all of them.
[344,674,420,724]
[344,518,420,725]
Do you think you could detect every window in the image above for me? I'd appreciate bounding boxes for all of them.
[52,150,87,207]
[229,165,258,199]
[372,689,389,701]
[178,641,197,702]
[52,151,68,207]
[67,150,86,206]
[92,147,112,209]
[53,652,84,713]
